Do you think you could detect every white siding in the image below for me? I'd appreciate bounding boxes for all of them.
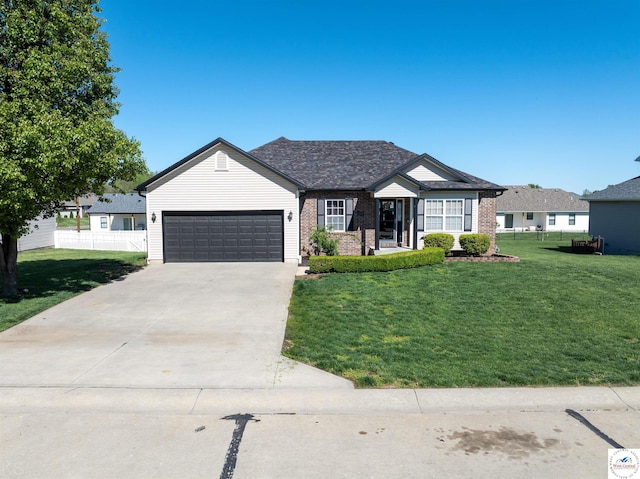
[497,211,589,232]
[374,177,419,198]
[405,162,458,182]
[89,214,146,232]
[145,145,300,262]
[546,212,589,232]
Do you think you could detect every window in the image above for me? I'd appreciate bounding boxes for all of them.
[426,199,464,232]
[426,200,443,230]
[326,200,345,232]
[123,217,133,231]
[548,214,556,226]
[569,214,576,226]
[526,212,534,220]
[100,217,108,229]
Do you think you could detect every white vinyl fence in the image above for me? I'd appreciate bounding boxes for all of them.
[55,230,147,252]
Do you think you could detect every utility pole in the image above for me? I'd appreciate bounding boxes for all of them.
[76,196,81,233]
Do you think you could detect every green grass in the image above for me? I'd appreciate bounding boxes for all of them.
[56,216,90,228]
[0,249,147,332]
[284,233,640,388]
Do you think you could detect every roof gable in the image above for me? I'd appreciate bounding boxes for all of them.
[137,137,304,191]
[584,176,640,201]
[497,186,589,212]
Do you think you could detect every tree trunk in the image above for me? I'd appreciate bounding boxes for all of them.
[0,234,19,298]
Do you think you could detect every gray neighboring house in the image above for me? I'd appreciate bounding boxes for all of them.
[59,194,99,218]
[583,176,640,255]
[1,215,56,252]
[496,186,589,232]
[87,193,147,232]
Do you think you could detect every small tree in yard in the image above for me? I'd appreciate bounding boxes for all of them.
[309,226,339,256]
[0,1,145,298]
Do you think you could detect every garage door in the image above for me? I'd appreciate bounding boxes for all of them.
[163,211,284,262]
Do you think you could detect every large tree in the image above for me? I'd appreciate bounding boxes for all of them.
[0,0,144,297]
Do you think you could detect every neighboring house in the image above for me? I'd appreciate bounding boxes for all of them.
[58,194,99,218]
[87,193,147,232]
[1,215,56,252]
[583,176,640,255]
[136,137,504,263]
[496,186,589,232]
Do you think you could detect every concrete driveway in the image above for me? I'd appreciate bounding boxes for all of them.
[0,262,351,389]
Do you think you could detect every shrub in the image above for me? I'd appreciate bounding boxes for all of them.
[308,247,444,273]
[422,233,455,256]
[459,234,491,256]
[309,226,339,256]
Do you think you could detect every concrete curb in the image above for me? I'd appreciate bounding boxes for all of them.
[1,386,638,415]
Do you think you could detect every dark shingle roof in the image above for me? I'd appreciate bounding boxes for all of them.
[249,137,417,189]
[88,193,146,214]
[583,176,640,201]
[497,186,589,212]
[250,137,503,191]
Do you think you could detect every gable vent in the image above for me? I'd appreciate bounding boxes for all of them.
[214,150,229,171]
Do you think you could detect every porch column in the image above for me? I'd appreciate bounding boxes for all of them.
[412,198,418,250]
[375,198,380,250]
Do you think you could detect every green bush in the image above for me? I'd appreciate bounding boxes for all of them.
[459,234,491,256]
[422,233,455,256]
[308,247,445,273]
[309,226,339,256]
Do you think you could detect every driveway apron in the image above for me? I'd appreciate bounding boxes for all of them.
[0,263,350,389]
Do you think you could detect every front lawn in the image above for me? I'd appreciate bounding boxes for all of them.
[284,233,640,387]
[0,249,147,332]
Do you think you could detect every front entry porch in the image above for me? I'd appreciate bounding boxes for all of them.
[375,198,417,251]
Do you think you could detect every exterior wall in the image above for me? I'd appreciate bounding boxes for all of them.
[405,163,457,182]
[90,214,146,232]
[418,191,480,250]
[300,191,377,256]
[589,201,640,255]
[14,216,56,252]
[545,212,589,232]
[497,211,588,232]
[145,144,300,262]
[373,178,418,198]
[478,191,498,254]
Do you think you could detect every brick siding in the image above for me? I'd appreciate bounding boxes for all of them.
[300,191,377,257]
[478,191,498,255]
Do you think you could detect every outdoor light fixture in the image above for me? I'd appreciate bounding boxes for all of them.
[151,212,157,223]
[287,211,293,222]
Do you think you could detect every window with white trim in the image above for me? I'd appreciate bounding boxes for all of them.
[548,213,556,226]
[100,217,108,229]
[526,212,534,220]
[426,199,464,232]
[325,199,345,232]
[569,214,576,225]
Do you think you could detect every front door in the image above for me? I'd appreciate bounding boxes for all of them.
[379,199,404,245]
[505,214,514,229]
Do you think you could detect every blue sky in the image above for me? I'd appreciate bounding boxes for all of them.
[100,0,639,194]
